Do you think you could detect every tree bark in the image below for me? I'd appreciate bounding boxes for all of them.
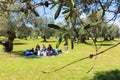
[71,39,74,49]
[80,34,86,43]
[24,37,27,40]
[64,35,68,52]
[94,37,97,42]
[3,37,14,52]
[104,37,109,41]
[43,35,47,42]
[0,30,16,52]
[110,37,114,40]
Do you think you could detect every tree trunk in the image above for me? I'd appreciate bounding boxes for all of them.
[3,38,14,52]
[94,37,97,42]
[24,37,27,40]
[73,36,76,41]
[64,40,68,53]
[43,35,47,42]
[36,36,38,39]
[80,35,86,43]
[110,37,114,40]
[64,35,68,53]
[104,37,109,41]
[71,39,74,49]
[0,30,16,52]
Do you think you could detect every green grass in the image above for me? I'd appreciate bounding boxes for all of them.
[0,38,120,80]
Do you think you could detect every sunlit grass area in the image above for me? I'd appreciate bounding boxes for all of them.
[0,38,120,80]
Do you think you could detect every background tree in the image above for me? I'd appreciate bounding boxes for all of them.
[31,16,55,41]
[40,17,55,42]
[102,24,120,41]
[0,9,34,52]
[0,12,17,52]
[0,0,120,51]
[16,24,33,39]
[31,17,44,39]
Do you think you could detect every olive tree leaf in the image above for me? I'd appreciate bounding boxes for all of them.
[31,9,39,16]
[56,34,65,48]
[62,8,71,14]
[20,0,31,3]
[65,12,71,20]
[70,0,75,8]
[48,24,61,29]
[50,3,57,9]
[48,24,67,32]
[24,9,28,18]
[55,3,62,19]
[20,0,27,3]
[84,21,101,29]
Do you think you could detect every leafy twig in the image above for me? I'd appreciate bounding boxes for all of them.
[85,29,98,73]
[42,41,120,74]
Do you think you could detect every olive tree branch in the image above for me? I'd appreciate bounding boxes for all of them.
[42,41,120,74]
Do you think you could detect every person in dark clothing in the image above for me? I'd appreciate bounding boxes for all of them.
[36,44,40,50]
[47,44,56,56]
[30,48,34,52]
[34,44,40,55]
[47,44,53,50]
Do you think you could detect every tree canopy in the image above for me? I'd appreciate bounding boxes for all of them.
[0,0,120,52]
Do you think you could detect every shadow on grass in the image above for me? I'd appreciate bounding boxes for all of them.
[14,43,27,45]
[10,51,41,59]
[85,42,114,46]
[92,69,120,80]
[100,43,114,46]
[96,39,119,43]
[10,51,24,57]
[40,40,56,43]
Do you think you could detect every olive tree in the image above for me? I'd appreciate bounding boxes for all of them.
[0,0,120,50]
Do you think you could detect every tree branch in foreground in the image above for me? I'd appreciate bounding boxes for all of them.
[42,41,120,74]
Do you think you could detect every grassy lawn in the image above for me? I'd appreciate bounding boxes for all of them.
[0,38,120,80]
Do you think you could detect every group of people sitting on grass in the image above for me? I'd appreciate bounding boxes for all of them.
[23,44,62,57]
